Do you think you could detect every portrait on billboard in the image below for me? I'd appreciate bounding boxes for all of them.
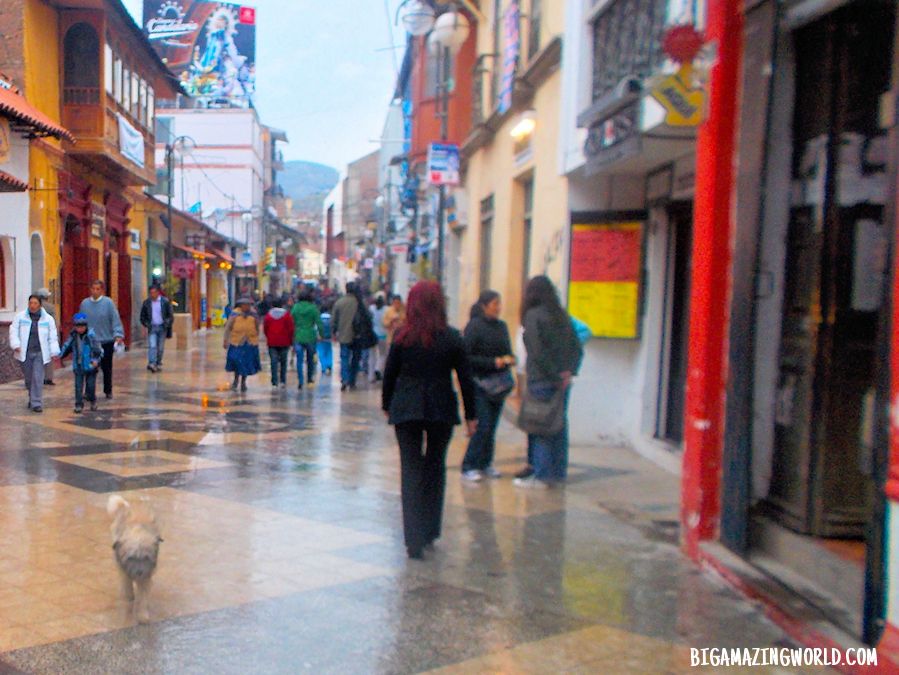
[143,1,256,106]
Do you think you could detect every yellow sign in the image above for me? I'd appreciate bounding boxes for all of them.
[651,66,705,127]
[0,118,10,164]
[570,281,639,339]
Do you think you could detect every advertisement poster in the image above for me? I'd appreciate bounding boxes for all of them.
[143,1,256,105]
[427,143,460,186]
[568,221,644,339]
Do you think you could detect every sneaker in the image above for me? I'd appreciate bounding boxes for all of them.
[513,476,550,490]
[279,383,286,389]
[461,470,483,483]
[147,365,157,373]
[484,466,502,479]
[32,406,43,414]
[155,364,163,371]
[514,465,535,480]
[44,380,56,386]
[105,393,113,400]
[340,383,347,392]
[90,402,98,411]
[74,406,83,414]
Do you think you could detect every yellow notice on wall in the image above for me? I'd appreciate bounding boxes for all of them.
[568,221,644,339]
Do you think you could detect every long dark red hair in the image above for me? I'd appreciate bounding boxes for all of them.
[395,280,447,348]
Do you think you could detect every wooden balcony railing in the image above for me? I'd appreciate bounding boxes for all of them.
[63,87,100,106]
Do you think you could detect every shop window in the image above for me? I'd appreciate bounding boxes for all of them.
[590,0,667,103]
[63,23,100,105]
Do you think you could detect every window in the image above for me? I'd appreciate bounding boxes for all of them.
[479,195,494,291]
[104,43,113,94]
[146,88,155,128]
[113,57,122,103]
[122,65,131,110]
[30,234,44,295]
[591,0,668,103]
[139,79,147,126]
[131,72,140,119]
[0,238,8,310]
[63,23,100,104]
[155,116,174,144]
[528,0,541,60]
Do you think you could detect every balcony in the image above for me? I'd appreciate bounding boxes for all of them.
[60,17,157,186]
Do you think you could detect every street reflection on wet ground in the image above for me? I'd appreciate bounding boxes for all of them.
[0,337,820,673]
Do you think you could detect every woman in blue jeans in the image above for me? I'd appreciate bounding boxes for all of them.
[514,276,583,489]
[460,290,515,482]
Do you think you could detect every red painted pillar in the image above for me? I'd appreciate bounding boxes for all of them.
[681,0,744,560]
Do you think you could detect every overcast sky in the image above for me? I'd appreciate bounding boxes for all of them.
[123,0,405,173]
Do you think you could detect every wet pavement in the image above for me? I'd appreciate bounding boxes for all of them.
[0,334,822,674]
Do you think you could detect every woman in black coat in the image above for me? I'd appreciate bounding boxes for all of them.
[460,290,515,482]
[382,280,477,559]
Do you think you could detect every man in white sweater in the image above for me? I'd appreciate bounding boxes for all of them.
[79,280,125,399]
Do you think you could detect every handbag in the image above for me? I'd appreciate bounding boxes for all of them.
[517,383,567,436]
[474,369,515,401]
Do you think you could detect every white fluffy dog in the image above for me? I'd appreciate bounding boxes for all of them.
[107,495,162,623]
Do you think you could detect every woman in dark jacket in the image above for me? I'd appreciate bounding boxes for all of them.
[460,290,515,482]
[515,276,583,489]
[382,280,477,559]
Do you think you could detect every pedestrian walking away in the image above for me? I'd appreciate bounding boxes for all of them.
[460,290,516,483]
[514,276,583,489]
[79,280,125,399]
[9,294,60,413]
[224,297,261,392]
[59,313,103,413]
[36,288,57,386]
[382,281,477,560]
[368,294,388,382]
[140,284,174,373]
[290,287,324,388]
[263,298,294,388]
[317,302,334,376]
[332,282,361,391]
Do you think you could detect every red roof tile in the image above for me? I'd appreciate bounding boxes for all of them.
[0,86,73,142]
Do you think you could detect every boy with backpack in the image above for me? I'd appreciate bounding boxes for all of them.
[60,312,103,413]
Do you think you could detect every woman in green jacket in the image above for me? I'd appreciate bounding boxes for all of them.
[291,287,324,388]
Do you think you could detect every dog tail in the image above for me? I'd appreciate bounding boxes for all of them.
[107,494,130,518]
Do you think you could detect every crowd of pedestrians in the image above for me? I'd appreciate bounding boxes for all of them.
[7,272,585,564]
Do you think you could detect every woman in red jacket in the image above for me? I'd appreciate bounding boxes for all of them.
[262,298,295,388]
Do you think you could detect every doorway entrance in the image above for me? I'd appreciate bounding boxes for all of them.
[751,0,894,639]
[656,202,692,445]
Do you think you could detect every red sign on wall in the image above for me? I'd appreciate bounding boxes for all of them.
[239,6,256,24]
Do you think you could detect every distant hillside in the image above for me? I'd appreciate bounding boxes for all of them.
[279,160,339,216]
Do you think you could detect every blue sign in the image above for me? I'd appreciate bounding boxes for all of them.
[498,1,520,115]
[427,143,460,186]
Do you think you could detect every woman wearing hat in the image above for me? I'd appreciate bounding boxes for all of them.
[223,296,261,391]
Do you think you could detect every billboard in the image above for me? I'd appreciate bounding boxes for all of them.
[143,1,256,105]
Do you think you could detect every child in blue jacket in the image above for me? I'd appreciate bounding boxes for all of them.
[60,313,103,413]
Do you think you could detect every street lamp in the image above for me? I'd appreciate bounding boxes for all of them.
[164,135,196,277]
[397,0,436,36]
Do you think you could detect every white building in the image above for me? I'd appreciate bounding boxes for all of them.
[378,101,413,300]
[558,0,703,471]
[154,105,265,267]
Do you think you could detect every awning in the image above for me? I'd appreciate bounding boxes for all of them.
[0,170,28,192]
[174,244,213,259]
[209,248,234,263]
[0,86,73,142]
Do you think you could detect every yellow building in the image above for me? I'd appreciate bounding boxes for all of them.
[455,0,566,329]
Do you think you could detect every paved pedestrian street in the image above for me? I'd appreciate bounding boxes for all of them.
[0,337,821,674]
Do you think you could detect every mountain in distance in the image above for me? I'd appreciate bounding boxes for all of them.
[279,160,339,216]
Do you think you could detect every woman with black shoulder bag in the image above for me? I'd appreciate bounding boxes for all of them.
[460,290,516,482]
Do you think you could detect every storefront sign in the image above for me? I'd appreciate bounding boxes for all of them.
[171,258,196,279]
[427,143,460,186]
[650,71,704,127]
[498,0,520,115]
[116,113,145,168]
[583,103,640,174]
[568,218,645,339]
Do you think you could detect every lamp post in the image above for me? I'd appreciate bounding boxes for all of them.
[427,9,469,283]
[164,135,196,276]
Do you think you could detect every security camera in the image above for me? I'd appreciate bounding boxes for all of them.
[615,76,643,98]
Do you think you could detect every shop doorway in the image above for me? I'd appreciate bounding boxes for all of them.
[751,1,894,640]
[656,202,692,445]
